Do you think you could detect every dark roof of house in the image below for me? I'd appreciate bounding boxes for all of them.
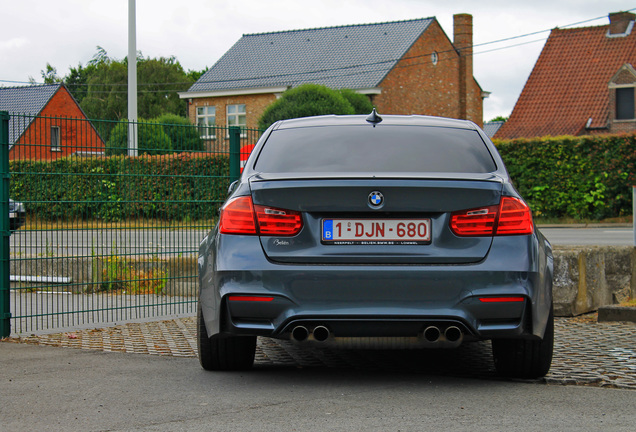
[187,18,435,93]
[0,84,61,143]
[496,22,636,139]
[483,120,504,138]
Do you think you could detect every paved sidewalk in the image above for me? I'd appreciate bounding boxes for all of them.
[3,315,635,390]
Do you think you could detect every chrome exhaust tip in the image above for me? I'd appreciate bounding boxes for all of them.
[291,326,309,342]
[313,325,330,342]
[423,326,441,343]
[444,326,463,343]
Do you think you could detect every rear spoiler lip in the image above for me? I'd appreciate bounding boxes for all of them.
[249,172,505,183]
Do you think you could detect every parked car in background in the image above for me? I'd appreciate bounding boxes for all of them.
[9,199,26,231]
[197,111,554,379]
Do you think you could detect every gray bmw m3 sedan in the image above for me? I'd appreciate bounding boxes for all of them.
[197,111,554,378]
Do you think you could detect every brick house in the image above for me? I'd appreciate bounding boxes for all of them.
[179,14,486,136]
[496,12,636,139]
[0,84,104,160]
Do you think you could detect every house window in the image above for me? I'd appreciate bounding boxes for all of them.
[227,104,247,134]
[197,106,216,138]
[51,126,61,152]
[616,87,635,120]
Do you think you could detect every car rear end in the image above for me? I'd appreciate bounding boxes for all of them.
[198,114,553,377]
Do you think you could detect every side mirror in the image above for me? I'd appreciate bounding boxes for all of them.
[227,180,239,196]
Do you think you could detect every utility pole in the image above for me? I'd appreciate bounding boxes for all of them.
[128,0,138,156]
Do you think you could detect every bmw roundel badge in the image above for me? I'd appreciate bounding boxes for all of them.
[368,191,384,208]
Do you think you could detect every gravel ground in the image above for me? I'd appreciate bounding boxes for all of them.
[3,314,635,390]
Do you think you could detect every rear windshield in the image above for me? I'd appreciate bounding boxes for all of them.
[255,125,497,174]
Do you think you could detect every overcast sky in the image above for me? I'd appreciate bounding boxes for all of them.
[2,0,635,120]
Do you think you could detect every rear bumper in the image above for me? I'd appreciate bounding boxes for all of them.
[217,272,532,341]
[199,231,553,343]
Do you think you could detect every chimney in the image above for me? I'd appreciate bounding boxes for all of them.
[608,11,635,36]
[454,14,473,120]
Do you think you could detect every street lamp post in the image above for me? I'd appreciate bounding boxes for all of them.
[128,0,138,156]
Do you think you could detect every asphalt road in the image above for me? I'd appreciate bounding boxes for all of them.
[9,228,209,257]
[9,226,635,257]
[2,342,635,432]
[539,226,634,247]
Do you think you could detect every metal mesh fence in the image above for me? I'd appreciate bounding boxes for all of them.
[1,112,262,335]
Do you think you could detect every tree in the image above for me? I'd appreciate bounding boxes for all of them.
[49,47,196,121]
[105,120,172,156]
[186,67,208,82]
[488,116,509,123]
[65,63,98,105]
[80,54,128,121]
[37,47,208,122]
[136,57,192,119]
[153,113,204,153]
[258,84,355,129]
[338,89,374,114]
[39,63,62,84]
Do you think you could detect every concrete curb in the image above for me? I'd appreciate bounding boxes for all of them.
[598,305,636,323]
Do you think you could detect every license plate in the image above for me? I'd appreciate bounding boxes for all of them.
[9,212,16,218]
[322,219,431,245]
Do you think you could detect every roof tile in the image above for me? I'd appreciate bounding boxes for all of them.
[496,23,636,139]
[187,18,434,93]
[0,84,61,143]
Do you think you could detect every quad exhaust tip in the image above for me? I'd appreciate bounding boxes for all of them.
[292,324,462,345]
[445,326,463,343]
[313,326,331,342]
[423,326,441,343]
[291,326,309,342]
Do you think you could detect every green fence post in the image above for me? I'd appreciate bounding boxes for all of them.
[0,111,10,338]
[229,126,241,183]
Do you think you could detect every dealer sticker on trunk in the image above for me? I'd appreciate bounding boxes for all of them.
[322,219,431,245]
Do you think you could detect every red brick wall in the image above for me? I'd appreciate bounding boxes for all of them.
[373,19,483,126]
[10,86,105,160]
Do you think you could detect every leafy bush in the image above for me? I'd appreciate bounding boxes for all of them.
[105,120,173,156]
[258,83,355,129]
[152,113,205,153]
[338,89,374,114]
[9,129,635,223]
[9,153,230,222]
[494,133,636,220]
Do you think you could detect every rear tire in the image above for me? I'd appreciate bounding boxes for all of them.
[197,304,256,371]
[492,307,554,379]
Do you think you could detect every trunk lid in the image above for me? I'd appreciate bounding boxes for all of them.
[249,175,504,264]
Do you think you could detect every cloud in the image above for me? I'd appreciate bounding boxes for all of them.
[0,37,29,52]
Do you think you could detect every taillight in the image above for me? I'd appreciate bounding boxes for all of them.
[219,196,257,234]
[254,205,303,236]
[450,197,533,237]
[450,204,499,236]
[496,197,534,235]
[219,196,303,236]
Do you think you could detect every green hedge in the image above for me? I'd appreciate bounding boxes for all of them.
[10,153,230,222]
[9,132,635,223]
[495,133,635,220]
